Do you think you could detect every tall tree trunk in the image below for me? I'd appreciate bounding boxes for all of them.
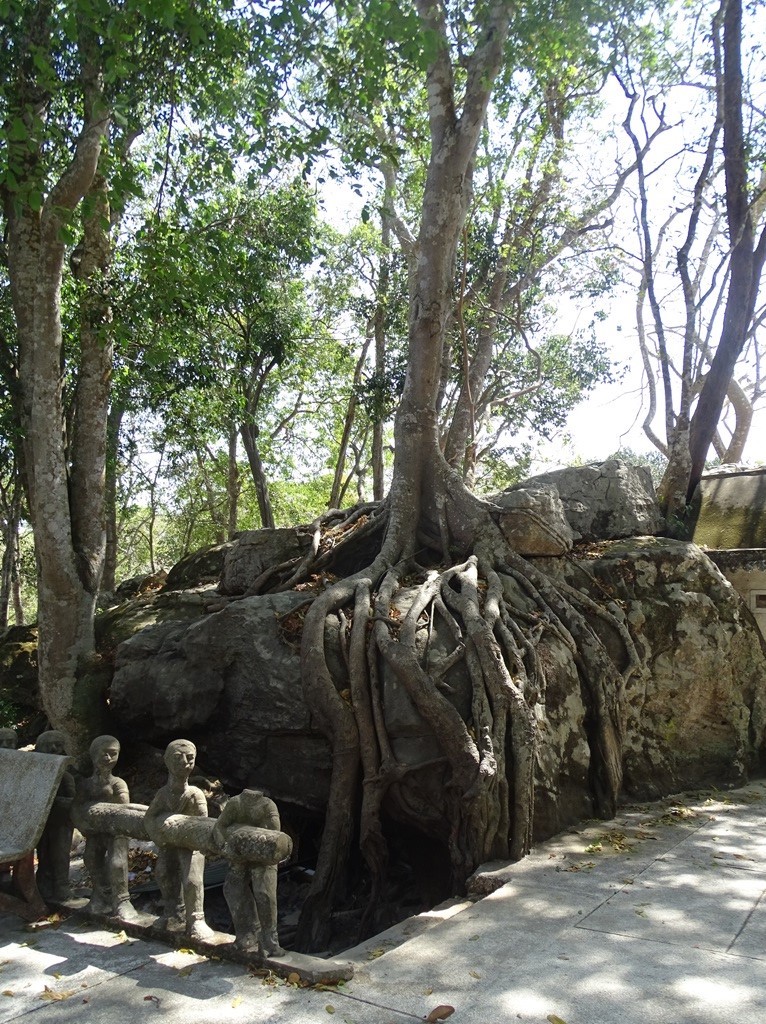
[102,404,124,595]
[240,422,275,529]
[195,449,226,544]
[0,508,19,630]
[372,214,392,501]
[685,0,766,500]
[720,379,753,463]
[4,10,111,750]
[227,425,239,539]
[329,332,372,509]
[387,0,510,553]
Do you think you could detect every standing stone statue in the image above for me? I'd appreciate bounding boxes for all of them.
[211,789,285,957]
[144,739,213,941]
[34,730,75,902]
[73,734,140,922]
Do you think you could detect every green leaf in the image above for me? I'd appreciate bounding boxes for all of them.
[8,118,28,142]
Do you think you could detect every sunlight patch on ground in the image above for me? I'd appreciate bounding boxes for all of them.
[673,975,757,1007]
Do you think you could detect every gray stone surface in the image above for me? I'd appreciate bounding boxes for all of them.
[109,537,766,839]
[109,591,334,810]
[220,528,311,595]
[492,483,574,554]
[692,466,766,549]
[2,782,766,1023]
[0,749,69,859]
[516,459,664,540]
[543,538,766,800]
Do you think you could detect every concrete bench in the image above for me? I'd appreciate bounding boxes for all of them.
[0,748,70,920]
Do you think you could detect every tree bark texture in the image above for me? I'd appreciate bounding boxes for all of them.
[685,0,766,499]
[4,10,111,750]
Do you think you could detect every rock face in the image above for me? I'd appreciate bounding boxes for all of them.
[220,529,311,595]
[108,534,766,842]
[545,539,766,805]
[110,592,334,812]
[491,485,574,555]
[517,460,664,541]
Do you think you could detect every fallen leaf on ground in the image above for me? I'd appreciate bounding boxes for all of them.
[469,969,481,978]
[325,1004,335,1014]
[547,1015,568,1024]
[287,972,301,985]
[144,994,161,1007]
[40,986,77,1001]
[2,990,14,997]
[231,996,243,1008]
[424,1005,455,1022]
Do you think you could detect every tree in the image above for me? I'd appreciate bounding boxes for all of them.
[114,175,359,537]
[238,0,647,951]
[292,0,645,494]
[0,0,268,748]
[618,0,766,520]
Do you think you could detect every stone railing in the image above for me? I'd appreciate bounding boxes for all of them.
[68,799,351,984]
[71,801,292,862]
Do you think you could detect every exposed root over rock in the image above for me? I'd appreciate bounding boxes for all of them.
[252,482,642,954]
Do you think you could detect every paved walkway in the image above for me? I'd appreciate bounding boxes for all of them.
[1,781,765,1023]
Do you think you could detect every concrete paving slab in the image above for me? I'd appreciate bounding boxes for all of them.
[329,909,766,1024]
[576,868,766,951]
[728,891,766,958]
[2,781,766,1024]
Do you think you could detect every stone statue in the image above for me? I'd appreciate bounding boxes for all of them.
[144,739,214,941]
[211,788,284,957]
[34,730,75,902]
[0,728,18,749]
[73,735,140,922]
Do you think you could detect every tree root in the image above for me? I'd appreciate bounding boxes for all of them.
[289,492,642,951]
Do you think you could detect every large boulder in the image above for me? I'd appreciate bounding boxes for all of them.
[490,485,574,555]
[220,528,311,595]
[515,459,664,541]
[109,591,334,812]
[544,538,766,802]
[108,536,766,840]
[0,624,39,714]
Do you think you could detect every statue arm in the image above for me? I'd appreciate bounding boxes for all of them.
[187,786,208,817]
[262,798,281,831]
[210,797,235,847]
[114,777,130,805]
[144,787,169,828]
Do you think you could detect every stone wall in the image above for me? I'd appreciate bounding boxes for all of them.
[708,550,766,643]
[692,467,766,549]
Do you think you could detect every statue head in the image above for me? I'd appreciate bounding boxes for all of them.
[0,727,18,749]
[164,739,196,778]
[35,730,68,756]
[89,734,120,773]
